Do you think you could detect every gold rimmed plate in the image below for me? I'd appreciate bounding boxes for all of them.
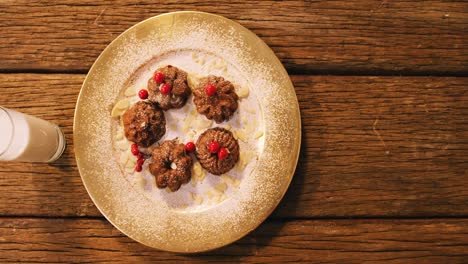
[74,11,300,253]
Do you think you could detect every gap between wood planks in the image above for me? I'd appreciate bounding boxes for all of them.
[2,215,468,221]
[1,69,467,77]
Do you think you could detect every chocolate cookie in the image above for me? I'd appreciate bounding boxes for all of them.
[193,75,239,123]
[149,140,193,192]
[122,101,165,147]
[148,65,191,110]
[195,127,240,175]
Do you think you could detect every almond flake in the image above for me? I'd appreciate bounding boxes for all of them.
[124,86,136,97]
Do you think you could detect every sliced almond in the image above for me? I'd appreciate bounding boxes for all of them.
[133,173,146,188]
[221,174,235,185]
[126,157,136,169]
[111,99,130,118]
[187,131,196,141]
[170,162,177,170]
[240,151,253,168]
[192,162,206,182]
[244,106,256,114]
[198,57,205,65]
[124,86,136,97]
[237,85,250,98]
[211,188,222,196]
[199,170,207,181]
[125,166,134,173]
[235,130,248,142]
[237,151,253,170]
[195,195,203,205]
[193,162,202,176]
[216,194,227,203]
[190,192,203,205]
[116,99,130,109]
[254,130,264,139]
[187,73,199,89]
[191,51,198,60]
[206,190,214,199]
[194,118,212,130]
[116,139,130,151]
[181,122,190,134]
[119,151,129,166]
[232,179,241,188]
[214,182,228,193]
[114,131,124,141]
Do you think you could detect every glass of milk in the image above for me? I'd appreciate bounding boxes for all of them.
[0,106,66,162]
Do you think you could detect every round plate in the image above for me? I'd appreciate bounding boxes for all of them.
[74,11,300,253]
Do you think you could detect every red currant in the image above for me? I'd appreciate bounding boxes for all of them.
[137,158,144,166]
[209,142,220,154]
[205,84,216,96]
[137,153,144,160]
[160,83,171,95]
[135,164,142,172]
[131,143,139,155]
[218,148,229,160]
[185,142,195,152]
[154,72,164,84]
[138,89,148,99]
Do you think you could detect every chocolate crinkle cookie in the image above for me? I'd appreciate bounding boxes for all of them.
[196,127,240,175]
[193,75,239,123]
[147,65,191,110]
[122,101,166,147]
[149,140,193,192]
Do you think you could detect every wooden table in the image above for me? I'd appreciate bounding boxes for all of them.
[1,1,467,263]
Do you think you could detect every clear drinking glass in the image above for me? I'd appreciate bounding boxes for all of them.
[0,106,66,162]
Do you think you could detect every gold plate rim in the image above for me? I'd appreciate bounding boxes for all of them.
[74,11,301,253]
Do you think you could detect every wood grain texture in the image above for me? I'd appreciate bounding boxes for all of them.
[0,74,466,218]
[0,218,467,263]
[0,0,467,74]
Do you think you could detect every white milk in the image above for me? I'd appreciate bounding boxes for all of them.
[0,107,66,162]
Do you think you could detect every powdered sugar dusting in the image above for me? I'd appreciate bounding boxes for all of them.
[112,49,264,212]
[75,12,300,252]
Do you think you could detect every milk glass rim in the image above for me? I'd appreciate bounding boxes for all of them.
[0,106,14,157]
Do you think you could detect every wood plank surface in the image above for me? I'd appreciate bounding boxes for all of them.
[0,218,467,263]
[0,74,466,218]
[0,0,467,74]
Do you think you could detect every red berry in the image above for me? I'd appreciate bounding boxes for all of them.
[137,153,144,160]
[138,89,148,99]
[209,142,220,154]
[137,158,144,166]
[131,143,139,155]
[135,164,142,172]
[160,83,171,95]
[154,72,164,84]
[185,142,195,152]
[218,148,229,160]
[205,84,216,96]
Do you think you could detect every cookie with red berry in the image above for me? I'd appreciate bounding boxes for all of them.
[122,101,166,147]
[149,139,193,192]
[147,65,191,110]
[193,75,239,123]
[195,127,239,175]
